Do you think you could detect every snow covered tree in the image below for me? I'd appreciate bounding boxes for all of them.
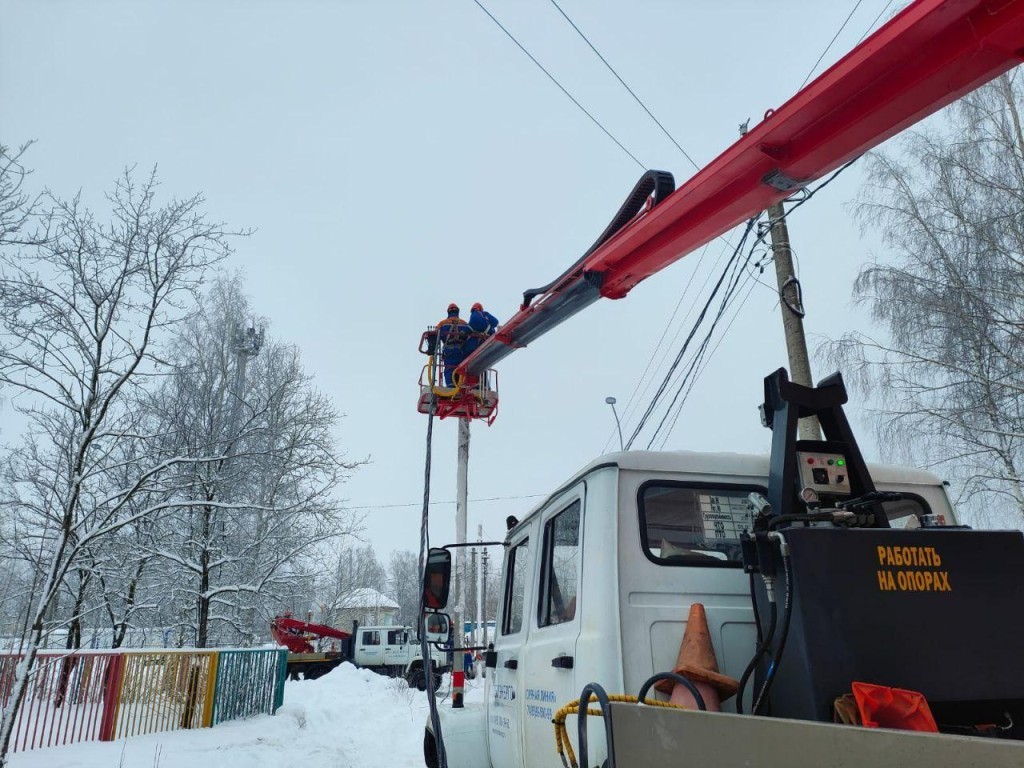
[145,274,361,646]
[388,550,421,625]
[0,167,234,764]
[0,142,38,245]
[825,72,1024,526]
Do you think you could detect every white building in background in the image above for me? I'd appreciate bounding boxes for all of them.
[334,587,400,629]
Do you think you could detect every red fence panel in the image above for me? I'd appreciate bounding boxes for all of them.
[0,651,121,752]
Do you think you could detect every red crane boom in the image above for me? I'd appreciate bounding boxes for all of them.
[271,614,351,655]
[458,0,1024,380]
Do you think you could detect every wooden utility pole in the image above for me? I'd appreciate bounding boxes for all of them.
[766,202,822,440]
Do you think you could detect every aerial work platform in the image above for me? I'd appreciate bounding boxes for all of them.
[417,328,498,424]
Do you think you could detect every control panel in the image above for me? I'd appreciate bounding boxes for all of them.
[796,451,851,496]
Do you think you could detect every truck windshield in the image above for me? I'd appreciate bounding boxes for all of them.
[639,482,763,567]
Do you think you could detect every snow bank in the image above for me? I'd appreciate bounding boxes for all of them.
[10,662,483,768]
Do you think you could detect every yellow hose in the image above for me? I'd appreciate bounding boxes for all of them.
[427,353,459,398]
[552,694,690,768]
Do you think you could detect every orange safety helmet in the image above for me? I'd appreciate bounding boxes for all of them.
[471,302,483,312]
[447,303,459,314]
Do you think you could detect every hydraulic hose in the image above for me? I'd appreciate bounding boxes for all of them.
[577,683,616,768]
[637,672,707,711]
[736,599,777,715]
[753,546,793,715]
[417,399,447,768]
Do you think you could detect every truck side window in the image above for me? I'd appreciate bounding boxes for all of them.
[387,630,406,645]
[539,500,580,627]
[362,630,380,646]
[502,538,530,635]
[639,482,765,567]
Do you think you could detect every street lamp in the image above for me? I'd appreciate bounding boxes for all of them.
[605,396,624,452]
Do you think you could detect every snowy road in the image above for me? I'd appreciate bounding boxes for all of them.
[11,663,474,768]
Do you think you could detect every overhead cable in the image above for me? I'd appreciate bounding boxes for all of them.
[623,217,757,450]
[856,0,899,45]
[645,227,760,448]
[656,247,763,448]
[353,492,546,511]
[471,0,646,170]
[798,0,866,91]
[640,159,861,447]
[546,0,700,171]
[601,242,717,454]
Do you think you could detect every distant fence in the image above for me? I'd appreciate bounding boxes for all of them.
[0,648,287,753]
[210,649,287,726]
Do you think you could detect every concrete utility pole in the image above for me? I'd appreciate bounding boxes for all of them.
[453,418,470,652]
[469,546,478,643]
[475,523,485,645]
[766,202,822,440]
[481,546,489,674]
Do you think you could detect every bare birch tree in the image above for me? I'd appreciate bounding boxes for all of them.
[823,72,1024,526]
[0,168,234,764]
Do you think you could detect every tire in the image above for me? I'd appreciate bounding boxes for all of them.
[424,729,439,768]
[406,669,426,691]
[304,664,326,680]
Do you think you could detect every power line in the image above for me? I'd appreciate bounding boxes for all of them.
[471,0,646,171]
[656,248,762,448]
[658,276,760,448]
[546,0,700,172]
[856,0,898,45]
[623,217,758,450]
[798,0,866,91]
[645,226,759,448]
[650,161,862,445]
[352,493,547,511]
[601,242,716,453]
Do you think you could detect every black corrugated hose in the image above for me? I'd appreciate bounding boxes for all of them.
[418,399,447,768]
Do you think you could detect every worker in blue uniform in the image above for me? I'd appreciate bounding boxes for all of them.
[465,302,499,356]
[437,303,470,388]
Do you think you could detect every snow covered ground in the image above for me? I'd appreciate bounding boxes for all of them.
[11,663,480,768]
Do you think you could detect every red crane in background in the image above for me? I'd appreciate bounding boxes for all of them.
[270,614,350,655]
[418,0,1024,423]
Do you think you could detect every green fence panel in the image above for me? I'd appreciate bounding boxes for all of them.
[273,650,288,711]
[210,649,287,726]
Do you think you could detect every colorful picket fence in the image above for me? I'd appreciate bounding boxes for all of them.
[0,648,287,753]
[210,649,288,726]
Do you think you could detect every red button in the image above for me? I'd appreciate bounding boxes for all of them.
[807,458,815,464]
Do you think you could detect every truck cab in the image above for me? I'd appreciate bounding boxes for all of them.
[425,449,956,768]
[354,623,451,690]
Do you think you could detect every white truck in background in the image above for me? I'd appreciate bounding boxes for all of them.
[353,623,451,690]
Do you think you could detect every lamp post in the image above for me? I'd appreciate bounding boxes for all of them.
[605,396,624,451]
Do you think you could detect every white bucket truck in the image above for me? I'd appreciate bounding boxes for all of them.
[353,622,451,690]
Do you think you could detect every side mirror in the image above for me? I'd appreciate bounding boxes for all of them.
[422,547,451,610]
[424,612,452,645]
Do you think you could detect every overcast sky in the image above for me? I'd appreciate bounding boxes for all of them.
[1,1,916,558]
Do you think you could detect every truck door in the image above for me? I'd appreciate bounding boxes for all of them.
[356,628,382,667]
[384,628,409,670]
[488,533,532,768]
[520,496,583,767]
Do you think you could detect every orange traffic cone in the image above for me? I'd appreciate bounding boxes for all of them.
[655,603,739,712]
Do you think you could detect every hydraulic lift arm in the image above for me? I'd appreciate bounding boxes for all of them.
[458,0,1024,378]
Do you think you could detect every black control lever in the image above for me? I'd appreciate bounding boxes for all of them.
[837,491,903,510]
